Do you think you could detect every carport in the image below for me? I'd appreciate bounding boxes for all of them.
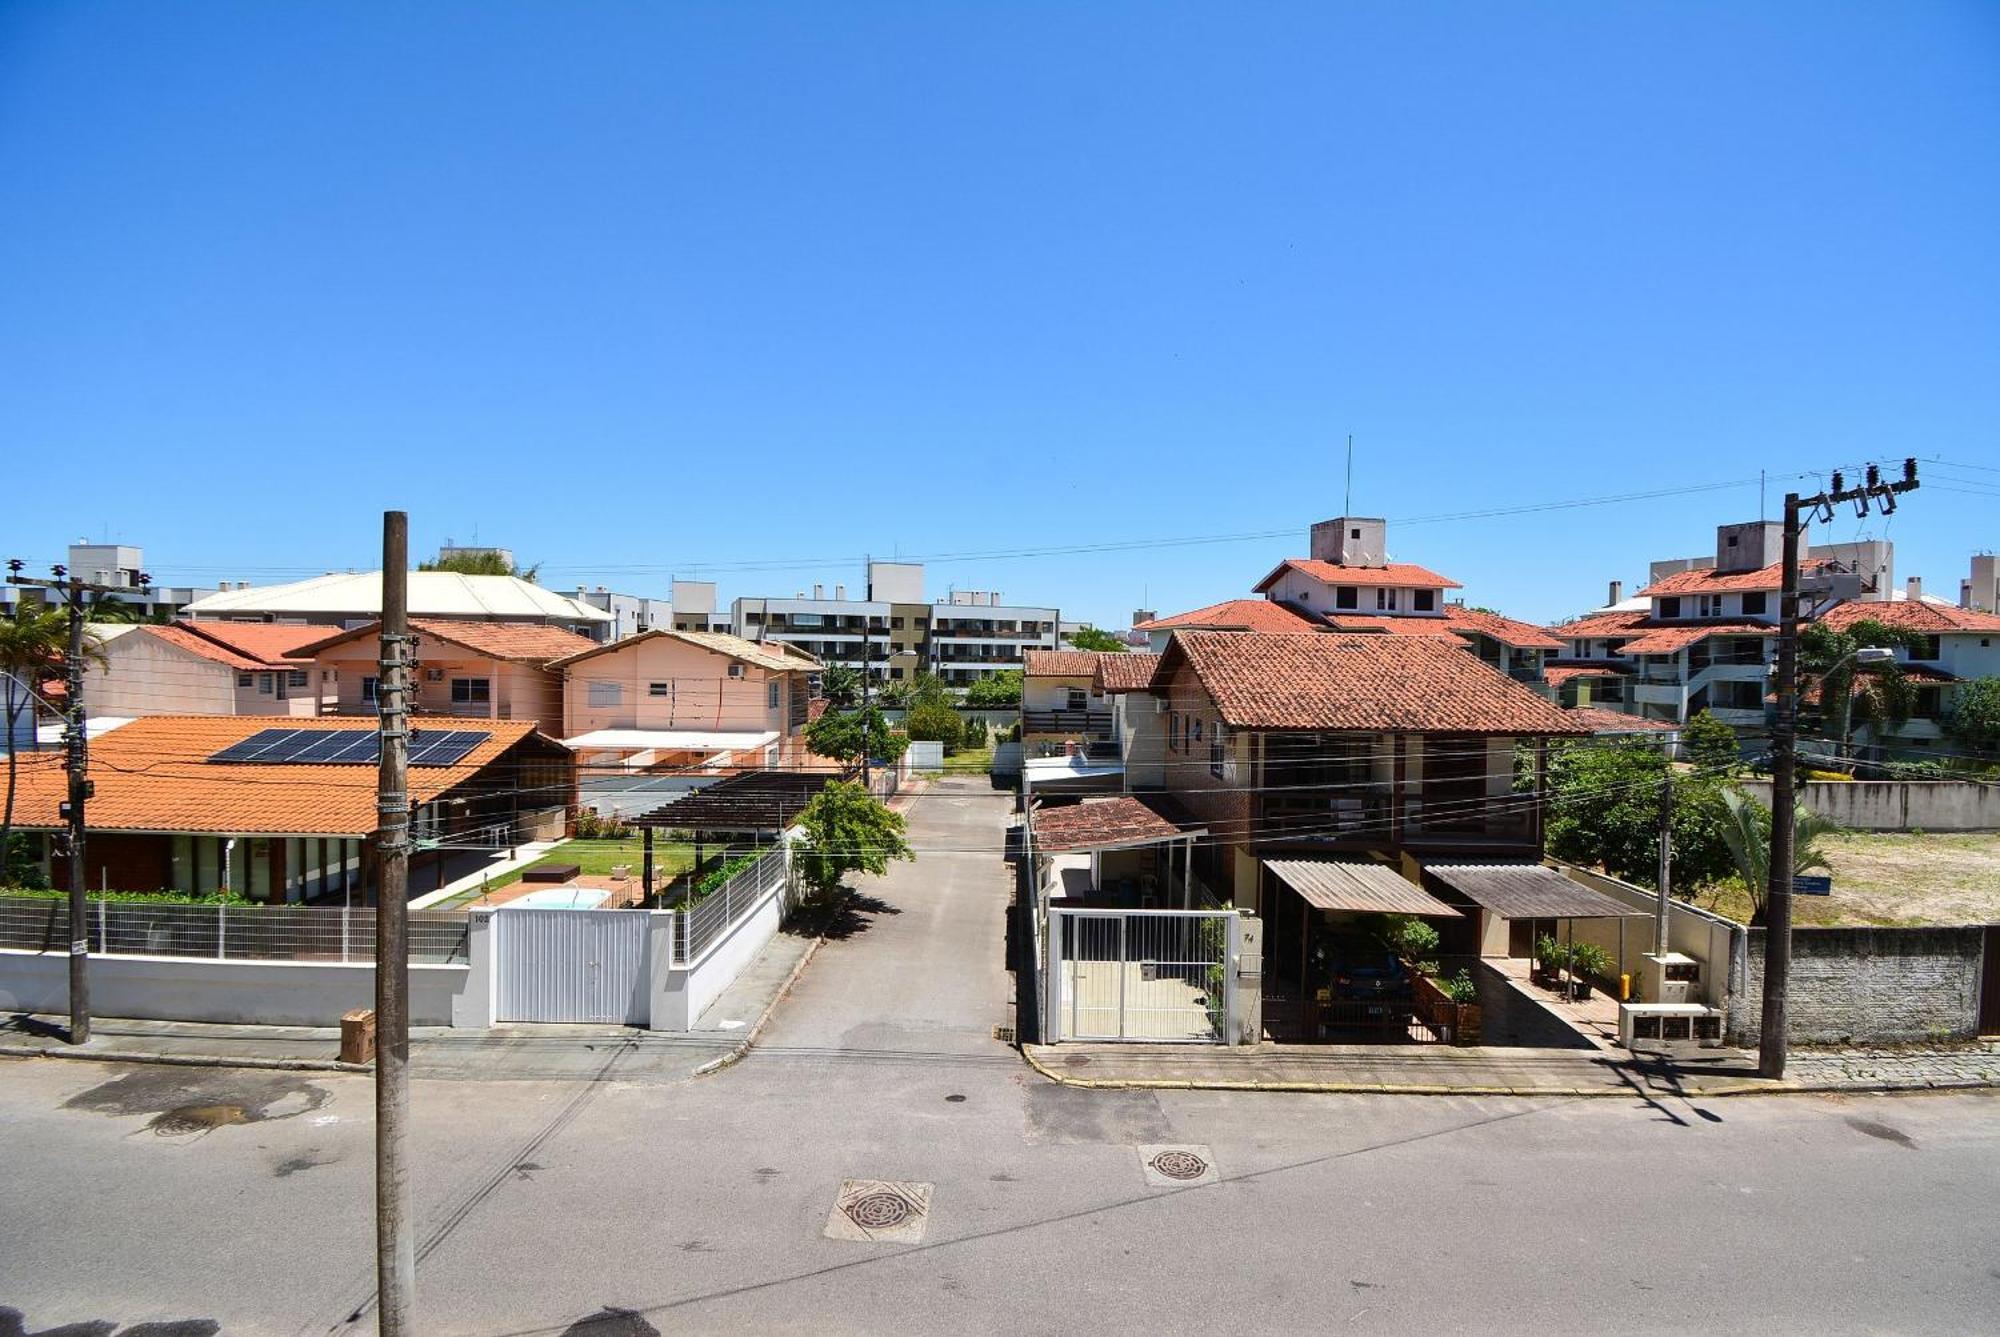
[1261,859,1462,1042]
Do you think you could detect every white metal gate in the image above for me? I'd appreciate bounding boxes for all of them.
[1048,908,1234,1043]
[494,908,650,1025]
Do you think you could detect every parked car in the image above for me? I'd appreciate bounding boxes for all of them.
[1320,933,1411,1004]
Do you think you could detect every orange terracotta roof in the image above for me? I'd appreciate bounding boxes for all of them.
[1636,559,1836,597]
[1255,559,1462,593]
[1095,652,1164,693]
[1565,707,1676,733]
[1134,598,1323,634]
[1025,650,1114,678]
[1031,795,1202,853]
[1443,606,1564,652]
[178,621,329,665]
[4,714,548,836]
[1820,599,2000,635]
[1544,665,1627,689]
[1548,610,1651,639]
[141,624,276,672]
[1319,614,1462,638]
[1617,622,1774,655]
[294,617,599,664]
[1162,632,1589,735]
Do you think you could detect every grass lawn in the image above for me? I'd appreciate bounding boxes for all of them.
[444,837,696,903]
[942,744,995,775]
[1693,830,2000,927]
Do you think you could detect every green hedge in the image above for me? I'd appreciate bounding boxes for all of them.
[0,885,250,906]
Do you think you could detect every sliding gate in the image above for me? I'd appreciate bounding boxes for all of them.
[494,907,651,1025]
[1048,907,1235,1043]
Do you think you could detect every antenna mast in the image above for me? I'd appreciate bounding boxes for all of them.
[1344,434,1354,515]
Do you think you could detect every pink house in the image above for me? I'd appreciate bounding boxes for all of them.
[548,629,822,772]
[80,621,329,718]
[298,618,598,737]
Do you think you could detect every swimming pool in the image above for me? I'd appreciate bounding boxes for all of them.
[504,886,611,910]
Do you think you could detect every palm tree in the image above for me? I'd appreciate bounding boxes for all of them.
[1718,785,1841,925]
[0,606,105,882]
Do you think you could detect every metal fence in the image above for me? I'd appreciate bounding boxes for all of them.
[1048,908,1234,1043]
[674,844,789,966]
[0,895,470,965]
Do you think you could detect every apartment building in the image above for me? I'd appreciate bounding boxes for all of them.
[733,561,1059,688]
[1820,589,2000,756]
[181,570,612,638]
[0,541,216,620]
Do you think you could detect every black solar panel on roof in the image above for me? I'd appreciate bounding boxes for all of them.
[206,727,491,767]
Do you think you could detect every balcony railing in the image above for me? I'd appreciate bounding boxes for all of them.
[1022,709,1114,738]
[1260,790,1536,845]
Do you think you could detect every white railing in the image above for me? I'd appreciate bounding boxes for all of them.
[673,843,790,967]
[0,894,470,964]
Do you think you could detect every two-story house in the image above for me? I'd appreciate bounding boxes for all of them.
[1021,650,1118,756]
[80,621,329,719]
[549,629,820,773]
[297,618,597,736]
[1819,593,2000,756]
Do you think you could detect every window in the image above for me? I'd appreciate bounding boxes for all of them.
[1697,594,1720,618]
[1741,591,1767,616]
[1413,589,1435,612]
[587,681,622,708]
[890,666,904,680]
[768,681,781,709]
[1066,689,1088,711]
[1376,588,1398,611]
[1918,636,1942,660]
[258,673,274,694]
[450,678,490,705]
[361,677,379,704]
[237,672,253,688]
[1209,737,1224,780]
[288,670,309,688]
[1191,719,1203,742]
[1334,586,1357,610]
[1168,712,1180,751]
[648,682,671,697]
[891,617,903,629]
[1659,597,1682,619]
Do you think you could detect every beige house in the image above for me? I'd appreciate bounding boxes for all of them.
[549,629,822,772]
[80,622,329,718]
[297,618,597,736]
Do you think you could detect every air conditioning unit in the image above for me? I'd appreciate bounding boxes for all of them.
[728,664,745,679]
[1154,697,1170,714]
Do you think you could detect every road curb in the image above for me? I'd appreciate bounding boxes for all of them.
[1016,1047,1996,1099]
[0,1043,368,1075]
[688,883,865,1078]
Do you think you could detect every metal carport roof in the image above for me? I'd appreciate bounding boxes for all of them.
[1425,863,1645,919]
[1266,860,1462,917]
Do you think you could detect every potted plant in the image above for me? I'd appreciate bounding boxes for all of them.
[1569,942,1613,1001]
[1532,934,1570,990]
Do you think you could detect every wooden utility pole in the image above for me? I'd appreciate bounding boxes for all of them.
[859,626,873,791]
[1760,461,1918,1079]
[374,512,417,1331]
[6,560,153,1044]
[1653,767,1672,959]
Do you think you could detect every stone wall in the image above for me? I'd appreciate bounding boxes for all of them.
[1737,779,2000,832]
[1730,926,1987,1046]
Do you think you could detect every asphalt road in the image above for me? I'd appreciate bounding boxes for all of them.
[3,779,1997,1335]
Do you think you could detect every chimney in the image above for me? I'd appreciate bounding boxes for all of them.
[835,584,846,600]
[1907,576,1922,602]
[1607,579,1622,606]
[812,583,824,600]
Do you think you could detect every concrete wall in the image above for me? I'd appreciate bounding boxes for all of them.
[1730,926,1987,1046]
[0,949,469,1026]
[1739,779,2000,831]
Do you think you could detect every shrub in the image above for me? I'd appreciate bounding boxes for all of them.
[1569,942,1614,980]
[905,699,963,753]
[1380,914,1440,964]
[573,809,633,839]
[1437,969,1479,1004]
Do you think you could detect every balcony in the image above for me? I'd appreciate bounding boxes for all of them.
[1259,789,1537,848]
[1022,708,1114,738]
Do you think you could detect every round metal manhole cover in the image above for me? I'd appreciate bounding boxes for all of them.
[843,1191,918,1230]
[1148,1149,1210,1181]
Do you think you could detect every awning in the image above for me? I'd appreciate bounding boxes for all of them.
[564,729,778,753]
[1031,795,1203,854]
[1425,863,1645,919]
[1266,860,1462,917]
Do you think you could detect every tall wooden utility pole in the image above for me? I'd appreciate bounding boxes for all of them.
[1760,461,1918,1079]
[6,560,152,1044]
[1653,768,1672,959]
[374,512,417,1331]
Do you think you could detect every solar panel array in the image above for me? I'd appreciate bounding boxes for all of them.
[206,728,491,767]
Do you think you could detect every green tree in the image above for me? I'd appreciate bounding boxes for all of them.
[1682,709,1741,774]
[805,706,908,766]
[1066,626,1127,653]
[418,550,540,582]
[1542,740,1734,892]
[905,699,963,754]
[1798,618,1927,755]
[964,669,1023,707]
[905,672,954,708]
[1,607,103,874]
[795,780,913,897]
[1943,676,2000,756]
[818,664,862,709]
[1716,786,1841,924]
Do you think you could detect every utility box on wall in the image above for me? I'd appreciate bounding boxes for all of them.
[1232,913,1263,1046]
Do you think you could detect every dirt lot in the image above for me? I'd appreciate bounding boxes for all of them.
[1698,831,2000,927]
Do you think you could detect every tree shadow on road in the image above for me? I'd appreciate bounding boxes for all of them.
[786,892,902,942]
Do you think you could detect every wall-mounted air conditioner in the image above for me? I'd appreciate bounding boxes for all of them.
[728,664,745,679]
[1154,697,1170,714]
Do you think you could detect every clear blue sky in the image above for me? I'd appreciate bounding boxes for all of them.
[3,2,1996,627]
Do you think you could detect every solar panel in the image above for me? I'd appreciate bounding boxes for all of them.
[206,727,489,767]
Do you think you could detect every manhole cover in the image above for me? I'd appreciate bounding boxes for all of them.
[1148,1149,1209,1181]
[824,1179,933,1244]
[1137,1144,1218,1187]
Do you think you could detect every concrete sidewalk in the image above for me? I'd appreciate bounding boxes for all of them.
[1022,1038,2000,1097]
[0,923,821,1082]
